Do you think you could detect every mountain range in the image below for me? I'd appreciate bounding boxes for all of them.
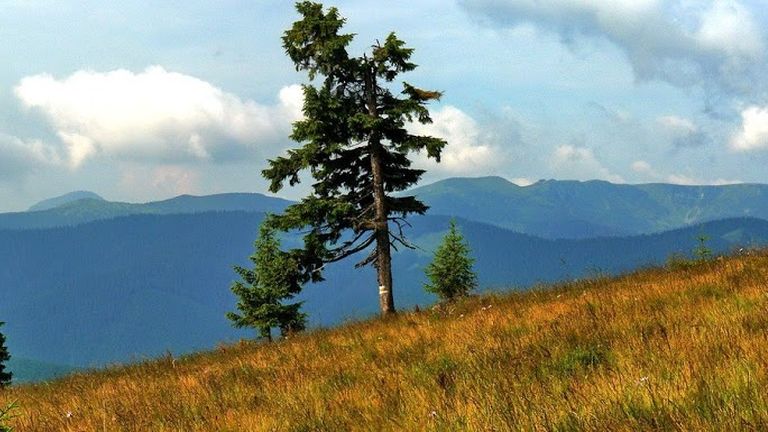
[4,177,768,381]
[409,176,768,238]
[10,176,768,238]
[0,192,291,231]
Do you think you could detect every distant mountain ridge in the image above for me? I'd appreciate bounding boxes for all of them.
[409,177,768,238]
[27,191,104,212]
[9,178,768,238]
[0,192,293,230]
[7,357,77,383]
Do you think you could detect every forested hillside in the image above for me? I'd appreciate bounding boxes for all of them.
[410,177,768,238]
[1,211,767,372]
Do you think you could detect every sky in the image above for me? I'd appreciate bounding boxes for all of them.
[2,0,768,211]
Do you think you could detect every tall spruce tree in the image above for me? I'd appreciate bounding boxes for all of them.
[0,322,11,388]
[227,222,307,341]
[265,2,446,315]
[424,220,477,301]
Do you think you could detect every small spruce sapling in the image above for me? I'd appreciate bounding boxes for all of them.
[693,234,713,262]
[228,221,307,341]
[0,322,10,388]
[424,220,477,301]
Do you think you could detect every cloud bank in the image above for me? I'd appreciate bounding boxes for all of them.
[409,106,507,175]
[551,144,624,183]
[657,115,710,149]
[631,159,741,185]
[15,66,302,167]
[460,0,766,98]
[0,134,59,181]
[731,105,768,151]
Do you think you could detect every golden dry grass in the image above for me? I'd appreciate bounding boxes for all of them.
[4,252,768,431]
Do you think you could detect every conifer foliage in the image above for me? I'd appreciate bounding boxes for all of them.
[227,222,307,341]
[424,221,477,301]
[263,2,446,315]
[0,322,11,388]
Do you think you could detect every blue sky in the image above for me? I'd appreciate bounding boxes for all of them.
[1,0,768,211]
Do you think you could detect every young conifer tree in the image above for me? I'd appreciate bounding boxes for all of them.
[265,2,447,315]
[227,221,307,341]
[0,322,11,388]
[424,220,478,301]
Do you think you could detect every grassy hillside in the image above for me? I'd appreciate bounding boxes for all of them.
[4,252,768,431]
[4,212,768,370]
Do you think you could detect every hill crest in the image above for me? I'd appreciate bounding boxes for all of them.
[27,191,104,212]
[5,252,768,430]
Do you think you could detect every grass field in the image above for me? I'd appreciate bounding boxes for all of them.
[3,252,768,431]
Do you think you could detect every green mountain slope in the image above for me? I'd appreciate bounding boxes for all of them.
[0,193,292,230]
[8,178,768,238]
[27,191,104,212]
[410,177,768,238]
[1,211,767,374]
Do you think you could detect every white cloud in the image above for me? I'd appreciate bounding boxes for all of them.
[657,115,696,133]
[461,0,765,95]
[409,106,504,175]
[657,114,709,148]
[15,66,303,167]
[666,173,698,185]
[551,145,624,183]
[666,173,742,186]
[510,177,534,186]
[631,160,658,177]
[632,159,741,185]
[695,0,763,60]
[119,164,200,198]
[731,105,768,151]
[0,134,60,181]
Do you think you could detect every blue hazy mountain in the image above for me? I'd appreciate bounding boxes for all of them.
[9,177,768,238]
[0,192,292,230]
[1,211,766,373]
[7,357,77,384]
[409,177,768,238]
[6,177,768,381]
[27,191,104,212]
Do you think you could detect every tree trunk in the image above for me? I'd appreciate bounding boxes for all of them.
[365,64,396,315]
